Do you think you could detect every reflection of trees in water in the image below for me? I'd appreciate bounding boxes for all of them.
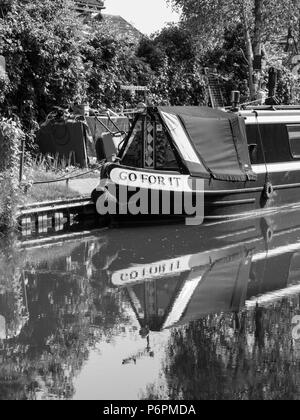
[0,236,28,341]
[0,237,129,400]
[143,298,300,400]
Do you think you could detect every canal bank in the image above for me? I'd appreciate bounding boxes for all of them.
[17,176,107,239]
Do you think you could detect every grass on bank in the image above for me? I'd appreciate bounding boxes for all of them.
[26,177,80,203]
[23,156,100,204]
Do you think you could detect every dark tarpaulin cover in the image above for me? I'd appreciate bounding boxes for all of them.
[37,121,88,168]
[158,106,257,182]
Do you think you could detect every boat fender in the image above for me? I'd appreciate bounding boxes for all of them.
[265,226,274,243]
[260,218,274,244]
[263,182,274,200]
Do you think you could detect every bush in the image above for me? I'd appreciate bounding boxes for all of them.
[137,25,207,106]
[0,0,88,136]
[83,21,153,109]
[0,66,9,104]
[275,66,300,105]
[0,118,24,231]
[203,24,250,104]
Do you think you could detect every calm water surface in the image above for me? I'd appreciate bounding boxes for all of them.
[2,210,300,400]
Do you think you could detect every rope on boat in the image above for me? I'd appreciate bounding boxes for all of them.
[32,169,98,185]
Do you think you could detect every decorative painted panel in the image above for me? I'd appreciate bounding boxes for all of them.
[144,119,155,169]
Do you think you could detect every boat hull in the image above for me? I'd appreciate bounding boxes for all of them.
[93,163,300,223]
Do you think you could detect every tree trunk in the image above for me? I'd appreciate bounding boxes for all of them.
[253,0,263,96]
[240,0,256,99]
[253,0,263,56]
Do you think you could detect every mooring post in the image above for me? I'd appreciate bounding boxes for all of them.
[231,91,241,112]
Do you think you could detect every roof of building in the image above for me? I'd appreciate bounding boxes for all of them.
[102,14,144,44]
[74,0,105,13]
[0,0,105,15]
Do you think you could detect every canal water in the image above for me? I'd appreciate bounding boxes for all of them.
[2,209,300,400]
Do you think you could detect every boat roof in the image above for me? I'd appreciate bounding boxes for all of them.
[156,106,257,182]
[156,105,300,124]
[231,105,300,124]
[123,104,300,181]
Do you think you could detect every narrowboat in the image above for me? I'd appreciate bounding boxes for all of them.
[93,105,300,223]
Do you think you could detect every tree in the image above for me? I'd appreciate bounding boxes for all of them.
[0,0,88,135]
[83,21,153,109]
[204,24,251,103]
[169,0,300,98]
[137,25,207,106]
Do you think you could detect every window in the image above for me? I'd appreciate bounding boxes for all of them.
[155,121,179,171]
[287,125,300,158]
[246,123,291,163]
[121,120,143,168]
[246,125,262,164]
[121,115,180,171]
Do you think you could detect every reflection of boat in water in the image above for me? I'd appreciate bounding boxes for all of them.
[106,209,300,331]
[13,208,300,335]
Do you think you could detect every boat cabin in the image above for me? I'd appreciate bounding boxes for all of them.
[119,106,300,174]
[241,107,300,166]
[118,106,256,182]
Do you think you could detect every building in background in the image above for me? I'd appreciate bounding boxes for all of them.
[0,1,105,17]
[74,0,105,14]
[0,1,142,44]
